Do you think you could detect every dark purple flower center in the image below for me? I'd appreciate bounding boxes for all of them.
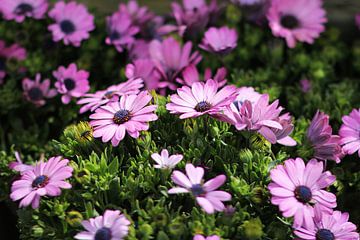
[191,184,205,196]
[94,227,112,240]
[60,20,76,35]
[28,87,43,101]
[113,110,131,124]
[109,31,120,41]
[104,91,115,99]
[0,58,6,71]
[14,3,33,15]
[280,14,300,29]
[32,175,49,188]
[64,78,76,91]
[195,101,211,112]
[294,186,312,203]
[316,229,335,240]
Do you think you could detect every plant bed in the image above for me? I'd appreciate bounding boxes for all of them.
[0,0,359,239]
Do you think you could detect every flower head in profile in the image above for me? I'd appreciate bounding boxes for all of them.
[90,91,158,146]
[75,210,130,240]
[339,108,360,157]
[166,79,237,119]
[53,63,90,104]
[194,235,221,240]
[126,59,161,90]
[149,37,202,91]
[151,149,183,169]
[269,158,337,228]
[169,163,231,214]
[9,152,34,173]
[200,27,238,56]
[307,111,343,163]
[272,113,297,146]
[294,210,359,240]
[10,156,73,209]
[0,40,26,84]
[176,64,227,88]
[48,1,95,47]
[0,0,48,22]
[105,9,139,53]
[77,78,143,114]
[223,94,285,144]
[267,0,327,48]
[22,74,57,107]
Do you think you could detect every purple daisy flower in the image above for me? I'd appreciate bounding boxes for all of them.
[168,163,231,214]
[272,113,297,146]
[269,158,337,229]
[0,0,48,22]
[176,64,227,88]
[22,73,57,107]
[300,79,312,93]
[307,111,343,163]
[267,0,327,48]
[223,94,285,144]
[151,149,183,169]
[0,40,26,84]
[75,210,130,240]
[48,1,95,47]
[149,37,202,91]
[194,235,221,240]
[125,59,161,90]
[199,26,238,56]
[294,210,359,240]
[10,156,73,209]
[339,109,360,157]
[77,78,143,114]
[53,63,90,104]
[105,9,139,53]
[166,79,237,119]
[90,91,158,146]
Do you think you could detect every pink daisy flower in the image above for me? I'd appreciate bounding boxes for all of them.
[77,78,143,114]
[199,26,238,56]
[339,109,360,157]
[10,156,73,209]
[0,0,48,22]
[176,64,227,88]
[22,73,57,107]
[53,63,90,104]
[223,94,285,144]
[149,37,202,91]
[151,149,183,169]
[307,111,342,163]
[0,40,26,84]
[48,1,95,47]
[168,163,231,214]
[105,9,139,53]
[294,210,359,240]
[194,235,221,240]
[166,79,237,119]
[75,210,130,240]
[9,151,34,173]
[267,0,327,48]
[269,158,337,228]
[90,91,158,146]
[125,59,161,90]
